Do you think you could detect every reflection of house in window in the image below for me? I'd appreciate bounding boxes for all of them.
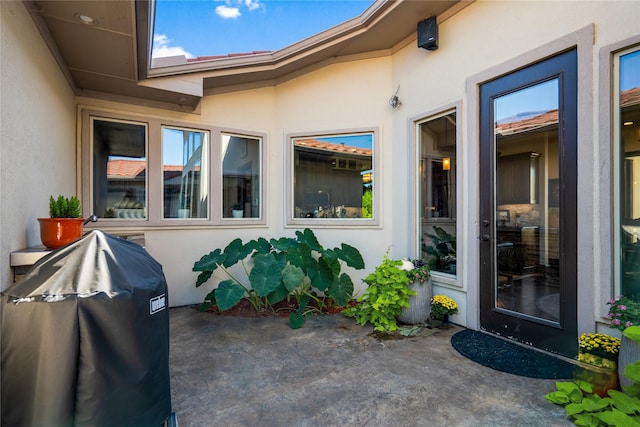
[293,137,373,218]
[92,118,147,219]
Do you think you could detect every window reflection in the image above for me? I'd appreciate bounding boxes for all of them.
[162,127,208,219]
[222,134,261,218]
[619,48,640,299]
[93,118,147,220]
[292,134,373,219]
[419,112,457,275]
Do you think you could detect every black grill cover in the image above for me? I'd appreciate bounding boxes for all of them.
[1,230,171,427]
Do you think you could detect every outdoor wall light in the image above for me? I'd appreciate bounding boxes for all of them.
[443,157,451,170]
[389,86,401,109]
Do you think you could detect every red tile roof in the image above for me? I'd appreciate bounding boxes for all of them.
[107,160,191,179]
[294,139,372,156]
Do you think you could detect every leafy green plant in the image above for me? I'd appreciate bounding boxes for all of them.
[49,195,81,218]
[342,251,415,332]
[423,226,456,272]
[545,326,640,426]
[193,228,365,315]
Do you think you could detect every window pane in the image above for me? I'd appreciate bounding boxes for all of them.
[222,134,261,218]
[93,118,147,219]
[292,134,373,219]
[620,48,640,299]
[419,112,457,275]
[163,127,208,219]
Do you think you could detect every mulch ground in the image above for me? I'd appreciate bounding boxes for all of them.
[203,297,355,318]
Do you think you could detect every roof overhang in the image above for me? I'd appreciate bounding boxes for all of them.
[24,0,467,112]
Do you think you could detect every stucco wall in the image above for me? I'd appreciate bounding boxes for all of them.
[4,0,639,332]
[0,1,76,290]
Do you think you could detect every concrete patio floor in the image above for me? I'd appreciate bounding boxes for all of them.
[168,306,572,426]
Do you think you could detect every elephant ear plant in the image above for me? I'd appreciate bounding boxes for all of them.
[193,228,365,320]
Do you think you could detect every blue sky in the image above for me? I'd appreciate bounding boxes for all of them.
[153,0,373,58]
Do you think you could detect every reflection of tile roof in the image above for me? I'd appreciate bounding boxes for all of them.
[496,110,558,136]
[107,160,189,179]
[622,87,640,107]
[494,88,640,136]
[294,139,372,156]
[108,160,146,178]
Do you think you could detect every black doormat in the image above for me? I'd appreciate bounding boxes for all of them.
[451,329,575,379]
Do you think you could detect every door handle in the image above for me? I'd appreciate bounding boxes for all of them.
[478,234,491,241]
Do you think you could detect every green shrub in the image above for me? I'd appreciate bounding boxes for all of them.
[342,251,415,332]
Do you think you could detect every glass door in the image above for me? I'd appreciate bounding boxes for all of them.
[479,49,578,357]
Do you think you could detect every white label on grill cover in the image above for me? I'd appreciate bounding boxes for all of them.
[150,294,166,315]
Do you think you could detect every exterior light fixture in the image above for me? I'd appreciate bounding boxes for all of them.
[389,86,401,109]
[443,157,451,170]
[75,13,97,25]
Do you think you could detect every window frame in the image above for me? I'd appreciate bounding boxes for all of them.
[81,109,267,228]
[612,44,640,300]
[285,128,380,228]
[412,103,462,288]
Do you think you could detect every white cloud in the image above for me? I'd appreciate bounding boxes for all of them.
[245,0,261,12]
[216,5,241,19]
[214,0,262,19]
[152,34,193,59]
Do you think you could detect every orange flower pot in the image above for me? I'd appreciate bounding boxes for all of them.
[37,218,84,249]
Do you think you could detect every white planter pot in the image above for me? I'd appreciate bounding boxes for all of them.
[397,279,432,325]
[618,334,640,388]
[232,209,244,218]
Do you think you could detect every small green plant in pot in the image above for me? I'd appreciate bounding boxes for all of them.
[38,195,84,249]
[342,250,415,332]
[430,294,458,327]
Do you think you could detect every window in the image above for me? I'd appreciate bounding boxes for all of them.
[289,132,375,225]
[418,110,457,275]
[222,133,262,219]
[617,47,640,299]
[83,110,265,226]
[162,126,208,219]
[92,118,148,220]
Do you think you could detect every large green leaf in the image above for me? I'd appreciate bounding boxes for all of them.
[608,390,640,414]
[334,243,365,269]
[193,248,226,272]
[624,326,640,343]
[286,244,312,270]
[296,228,323,252]
[222,238,253,267]
[581,394,611,412]
[595,408,640,426]
[214,280,246,311]
[195,270,213,287]
[326,273,354,306]
[282,264,305,292]
[266,283,289,305]
[271,236,296,252]
[626,362,640,384]
[309,257,337,292]
[252,237,272,255]
[249,253,285,296]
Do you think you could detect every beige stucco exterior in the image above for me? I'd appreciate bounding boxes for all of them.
[2,1,640,337]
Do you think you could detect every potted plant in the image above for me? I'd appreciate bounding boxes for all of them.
[342,250,415,332]
[429,294,458,327]
[397,259,432,325]
[231,203,244,218]
[38,195,84,249]
[607,295,640,387]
